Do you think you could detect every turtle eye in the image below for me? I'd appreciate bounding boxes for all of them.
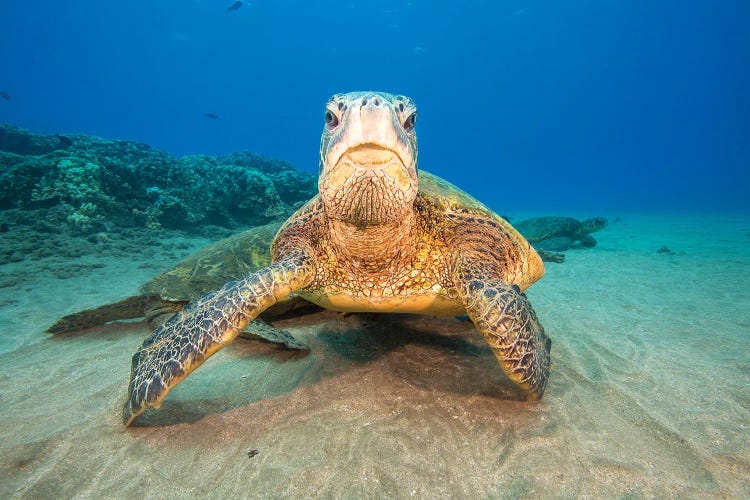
[325,110,339,129]
[403,112,417,132]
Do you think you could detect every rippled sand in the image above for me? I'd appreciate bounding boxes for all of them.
[1,215,748,498]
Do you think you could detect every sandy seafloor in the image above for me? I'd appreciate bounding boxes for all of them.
[0,213,748,498]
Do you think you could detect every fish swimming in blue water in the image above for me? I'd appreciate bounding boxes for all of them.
[0,91,11,100]
[227,1,243,11]
[205,113,219,119]
[55,134,73,147]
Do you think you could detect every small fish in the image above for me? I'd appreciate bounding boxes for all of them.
[227,1,243,11]
[56,134,73,147]
[205,113,219,119]
[0,91,11,100]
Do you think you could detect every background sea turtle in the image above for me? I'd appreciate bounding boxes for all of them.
[515,216,608,252]
[123,91,551,426]
[46,221,313,349]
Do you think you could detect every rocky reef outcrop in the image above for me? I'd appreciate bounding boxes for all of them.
[0,124,316,233]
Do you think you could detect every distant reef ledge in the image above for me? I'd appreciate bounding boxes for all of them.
[0,124,317,233]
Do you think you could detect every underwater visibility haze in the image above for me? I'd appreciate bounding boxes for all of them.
[1,0,749,213]
[1,1,749,498]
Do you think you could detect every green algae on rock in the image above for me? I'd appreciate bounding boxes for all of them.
[0,124,316,233]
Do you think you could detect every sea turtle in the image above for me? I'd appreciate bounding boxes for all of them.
[46,221,313,350]
[123,91,551,426]
[514,216,608,252]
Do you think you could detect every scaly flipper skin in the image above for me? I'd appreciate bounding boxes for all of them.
[123,250,314,426]
[454,256,551,399]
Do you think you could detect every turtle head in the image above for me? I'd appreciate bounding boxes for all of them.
[318,91,418,226]
[580,217,608,234]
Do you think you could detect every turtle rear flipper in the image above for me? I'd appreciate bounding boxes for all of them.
[536,249,565,263]
[239,319,310,350]
[147,302,310,350]
[46,295,149,334]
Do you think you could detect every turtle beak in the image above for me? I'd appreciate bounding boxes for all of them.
[335,143,406,171]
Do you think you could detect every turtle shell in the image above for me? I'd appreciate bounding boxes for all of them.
[144,171,543,302]
[512,216,581,243]
[416,170,544,290]
[140,221,282,301]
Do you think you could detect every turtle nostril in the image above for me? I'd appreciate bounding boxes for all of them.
[362,97,368,106]
[373,97,380,106]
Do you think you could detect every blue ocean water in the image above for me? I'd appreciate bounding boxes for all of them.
[1,0,747,214]
[3,3,750,497]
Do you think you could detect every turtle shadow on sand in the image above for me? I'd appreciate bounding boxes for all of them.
[128,312,524,427]
[316,313,526,397]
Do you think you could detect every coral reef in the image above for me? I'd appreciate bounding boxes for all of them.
[0,124,72,156]
[0,124,316,233]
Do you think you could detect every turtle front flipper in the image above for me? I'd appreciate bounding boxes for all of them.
[453,259,551,400]
[122,252,315,426]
